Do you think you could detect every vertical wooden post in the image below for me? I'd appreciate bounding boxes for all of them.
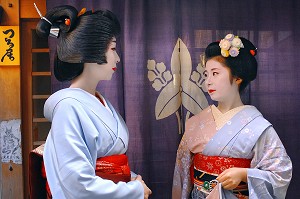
[0,0,23,198]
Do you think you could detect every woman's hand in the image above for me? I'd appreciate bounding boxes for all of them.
[216,168,248,190]
[133,175,152,199]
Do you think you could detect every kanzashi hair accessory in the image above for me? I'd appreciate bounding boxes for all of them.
[49,27,59,38]
[219,34,244,58]
[250,49,257,56]
[65,18,71,26]
[34,3,52,25]
[78,8,87,16]
[34,3,60,38]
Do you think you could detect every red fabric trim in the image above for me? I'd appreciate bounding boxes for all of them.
[194,153,251,175]
[95,93,106,107]
[41,163,52,199]
[95,154,131,183]
[37,154,130,198]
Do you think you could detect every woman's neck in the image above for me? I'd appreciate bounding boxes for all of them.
[70,76,99,95]
[217,98,244,113]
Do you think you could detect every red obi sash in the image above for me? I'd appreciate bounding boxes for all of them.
[95,154,131,183]
[194,153,251,175]
[192,153,251,198]
[30,151,131,199]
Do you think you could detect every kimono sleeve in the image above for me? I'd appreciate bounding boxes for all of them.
[46,99,144,199]
[247,126,292,199]
[172,133,193,199]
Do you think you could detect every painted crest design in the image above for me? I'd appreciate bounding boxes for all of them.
[147,38,208,133]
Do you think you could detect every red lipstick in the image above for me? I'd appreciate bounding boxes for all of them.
[208,89,216,94]
[112,67,117,71]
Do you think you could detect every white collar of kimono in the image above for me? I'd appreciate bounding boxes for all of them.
[211,104,247,130]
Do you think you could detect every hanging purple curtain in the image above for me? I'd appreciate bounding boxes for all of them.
[46,1,299,198]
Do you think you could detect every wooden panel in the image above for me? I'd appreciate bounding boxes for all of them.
[21,20,35,199]
[33,118,48,122]
[32,72,51,76]
[20,0,46,19]
[19,18,51,199]
[1,163,23,199]
[32,94,50,99]
[0,66,20,120]
[0,0,19,25]
[32,48,49,53]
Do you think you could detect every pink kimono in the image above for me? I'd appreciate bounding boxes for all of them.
[172,105,292,199]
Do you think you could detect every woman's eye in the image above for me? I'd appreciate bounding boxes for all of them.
[111,48,116,51]
[213,72,218,76]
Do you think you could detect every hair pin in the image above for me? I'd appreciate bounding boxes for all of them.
[65,18,71,26]
[49,27,59,38]
[34,3,52,25]
[78,8,86,17]
[250,48,257,56]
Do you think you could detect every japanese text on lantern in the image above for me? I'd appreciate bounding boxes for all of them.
[0,26,20,65]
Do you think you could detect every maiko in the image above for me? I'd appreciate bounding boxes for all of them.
[1,29,15,62]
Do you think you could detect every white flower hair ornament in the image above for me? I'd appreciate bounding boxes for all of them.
[219,34,244,58]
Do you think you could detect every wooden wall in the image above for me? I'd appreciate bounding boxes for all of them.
[0,0,22,198]
[20,0,46,19]
[0,0,46,198]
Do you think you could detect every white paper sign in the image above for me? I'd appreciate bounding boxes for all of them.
[0,119,22,164]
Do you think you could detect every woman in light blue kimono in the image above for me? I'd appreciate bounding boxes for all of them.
[172,34,292,199]
[33,5,151,199]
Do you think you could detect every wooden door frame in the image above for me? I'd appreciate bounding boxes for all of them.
[21,19,37,199]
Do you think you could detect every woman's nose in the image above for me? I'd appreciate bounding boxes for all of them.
[116,52,120,63]
[205,75,212,86]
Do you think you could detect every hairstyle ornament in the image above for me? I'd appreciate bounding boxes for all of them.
[250,49,257,56]
[65,18,71,26]
[34,3,60,38]
[78,8,87,16]
[34,3,52,25]
[49,27,60,38]
[219,34,244,58]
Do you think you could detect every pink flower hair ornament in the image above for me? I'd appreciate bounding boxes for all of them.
[219,34,244,58]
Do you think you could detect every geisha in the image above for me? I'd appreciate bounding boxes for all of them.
[172,34,292,199]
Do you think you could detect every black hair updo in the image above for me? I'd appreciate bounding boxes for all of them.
[36,5,121,82]
[205,35,257,92]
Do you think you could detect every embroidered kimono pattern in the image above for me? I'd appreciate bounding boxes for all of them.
[172,105,292,199]
[43,88,144,199]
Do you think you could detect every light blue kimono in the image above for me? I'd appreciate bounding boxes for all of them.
[43,88,144,199]
[173,106,292,199]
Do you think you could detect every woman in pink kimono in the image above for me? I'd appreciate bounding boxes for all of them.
[172,34,292,199]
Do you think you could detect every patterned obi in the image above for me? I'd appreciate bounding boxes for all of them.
[41,154,131,199]
[193,153,251,198]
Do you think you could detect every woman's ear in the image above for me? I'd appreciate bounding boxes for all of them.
[235,77,243,85]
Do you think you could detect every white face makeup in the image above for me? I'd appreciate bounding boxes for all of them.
[204,59,239,103]
[80,38,121,84]
[101,38,120,80]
